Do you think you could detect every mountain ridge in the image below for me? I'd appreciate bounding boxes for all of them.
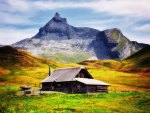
[12,12,149,62]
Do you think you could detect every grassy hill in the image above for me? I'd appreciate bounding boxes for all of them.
[79,45,150,70]
[40,50,91,63]
[79,47,150,91]
[125,46,150,68]
[79,60,122,70]
[0,46,55,67]
[0,46,78,87]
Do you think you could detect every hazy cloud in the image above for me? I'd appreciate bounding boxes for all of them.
[32,0,150,19]
[0,27,38,45]
[2,0,150,19]
[134,24,150,32]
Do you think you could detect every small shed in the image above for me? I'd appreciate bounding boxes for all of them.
[41,67,109,93]
[20,86,31,94]
[20,86,31,90]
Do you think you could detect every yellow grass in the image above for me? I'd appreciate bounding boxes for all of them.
[0,67,10,76]
[89,69,150,92]
[0,58,150,92]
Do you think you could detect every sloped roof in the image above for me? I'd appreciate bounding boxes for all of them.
[41,67,85,83]
[74,78,109,86]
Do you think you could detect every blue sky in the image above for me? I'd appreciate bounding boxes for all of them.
[0,0,150,44]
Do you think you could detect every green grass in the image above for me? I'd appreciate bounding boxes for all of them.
[41,51,91,63]
[0,85,19,95]
[0,86,149,113]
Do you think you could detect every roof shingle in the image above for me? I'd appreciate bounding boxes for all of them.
[41,67,84,83]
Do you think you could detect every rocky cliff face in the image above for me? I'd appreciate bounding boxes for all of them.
[90,28,142,59]
[12,13,148,62]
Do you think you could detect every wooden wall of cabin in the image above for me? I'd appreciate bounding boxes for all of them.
[71,82,87,93]
[42,82,108,93]
[42,82,66,91]
[96,85,108,92]
[53,81,87,93]
[42,83,53,90]
[42,82,87,93]
[86,85,108,93]
[86,85,97,93]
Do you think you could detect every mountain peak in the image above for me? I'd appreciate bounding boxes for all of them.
[53,12,61,20]
[52,12,67,23]
[55,12,60,18]
[32,12,71,39]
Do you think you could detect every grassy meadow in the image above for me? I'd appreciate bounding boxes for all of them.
[0,85,150,113]
[1,62,149,92]
[0,46,150,113]
[0,62,150,113]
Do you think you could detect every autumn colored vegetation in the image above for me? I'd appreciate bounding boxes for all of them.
[0,46,150,113]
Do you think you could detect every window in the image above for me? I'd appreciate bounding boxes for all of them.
[57,84,61,86]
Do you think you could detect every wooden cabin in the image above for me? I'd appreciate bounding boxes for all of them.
[41,67,109,93]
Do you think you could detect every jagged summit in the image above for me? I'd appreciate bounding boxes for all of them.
[52,12,67,23]
[55,12,60,18]
[32,12,73,39]
[32,12,98,40]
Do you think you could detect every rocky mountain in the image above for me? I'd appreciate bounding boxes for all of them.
[12,12,148,62]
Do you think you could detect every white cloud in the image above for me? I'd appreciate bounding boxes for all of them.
[0,27,38,45]
[0,12,33,25]
[0,0,35,25]
[134,24,150,32]
[89,0,150,19]
[1,0,31,13]
[126,33,150,44]
[32,0,150,19]
[3,0,149,19]
[1,0,150,25]
[81,18,117,30]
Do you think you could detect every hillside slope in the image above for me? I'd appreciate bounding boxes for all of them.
[125,46,150,68]
[79,46,150,69]
[0,46,77,86]
[0,46,59,67]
